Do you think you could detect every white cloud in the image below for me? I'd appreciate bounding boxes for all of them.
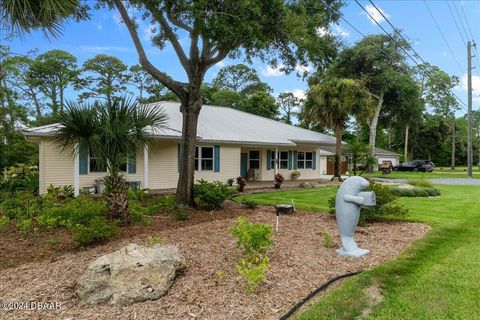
[316,25,349,38]
[80,45,134,54]
[333,25,350,37]
[290,89,307,100]
[295,64,312,73]
[363,4,390,25]
[261,64,285,77]
[460,73,480,101]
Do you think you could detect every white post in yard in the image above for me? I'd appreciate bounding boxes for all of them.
[74,144,80,197]
[143,144,149,188]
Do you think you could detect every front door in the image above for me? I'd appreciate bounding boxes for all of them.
[240,153,248,178]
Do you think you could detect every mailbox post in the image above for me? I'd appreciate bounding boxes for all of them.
[335,176,376,258]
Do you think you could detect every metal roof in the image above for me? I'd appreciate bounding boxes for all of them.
[24,101,338,147]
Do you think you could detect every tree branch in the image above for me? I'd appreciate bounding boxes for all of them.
[166,7,193,33]
[113,0,185,98]
[143,2,190,72]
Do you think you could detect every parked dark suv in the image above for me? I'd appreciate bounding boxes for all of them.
[413,160,435,172]
[393,161,433,172]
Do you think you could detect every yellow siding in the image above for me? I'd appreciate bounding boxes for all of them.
[42,138,74,193]
[39,138,326,193]
[258,147,324,181]
[79,147,145,190]
[148,141,241,189]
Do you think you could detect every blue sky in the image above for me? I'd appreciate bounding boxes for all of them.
[4,0,480,114]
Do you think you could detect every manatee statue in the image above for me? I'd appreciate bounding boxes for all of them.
[335,176,375,258]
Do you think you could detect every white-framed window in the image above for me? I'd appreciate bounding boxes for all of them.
[249,150,260,169]
[270,151,289,169]
[297,152,313,169]
[195,146,214,171]
[89,153,106,173]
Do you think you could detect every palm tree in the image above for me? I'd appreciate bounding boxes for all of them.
[343,140,370,176]
[1,0,85,38]
[54,97,167,225]
[304,78,372,181]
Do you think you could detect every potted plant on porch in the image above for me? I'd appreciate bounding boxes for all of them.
[274,173,285,189]
[290,170,301,180]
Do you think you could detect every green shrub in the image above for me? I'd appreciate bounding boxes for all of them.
[16,218,32,232]
[322,230,335,248]
[390,186,441,198]
[0,215,9,232]
[127,188,149,202]
[230,217,273,257]
[37,197,107,229]
[154,195,178,212]
[329,182,408,224]
[236,256,270,293]
[194,179,235,210]
[174,210,188,221]
[241,199,258,209]
[45,185,74,201]
[73,217,117,246]
[407,179,433,188]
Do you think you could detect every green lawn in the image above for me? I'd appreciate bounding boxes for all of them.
[238,185,480,319]
[359,171,480,179]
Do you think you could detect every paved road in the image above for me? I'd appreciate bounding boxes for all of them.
[374,178,480,186]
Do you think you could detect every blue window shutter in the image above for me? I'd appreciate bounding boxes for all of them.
[293,151,298,170]
[312,151,317,170]
[79,147,88,175]
[214,145,220,172]
[177,144,181,172]
[267,150,271,170]
[288,151,293,170]
[128,150,136,174]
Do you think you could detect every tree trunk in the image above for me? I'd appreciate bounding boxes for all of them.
[175,98,202,208]
[332,123,343,181]
[60,88,64,113]
[367,91,384,172]
[404,124,409,161]
[30,88,42,118]
[450,123,456,170]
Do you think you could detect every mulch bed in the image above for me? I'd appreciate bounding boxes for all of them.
[0,203,430,320]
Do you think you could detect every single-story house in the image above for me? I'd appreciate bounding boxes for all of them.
[24,102,340,195]
[374,147,401,166]
[320,146,401,173]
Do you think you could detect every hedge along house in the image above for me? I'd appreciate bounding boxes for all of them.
[23,102,339,195]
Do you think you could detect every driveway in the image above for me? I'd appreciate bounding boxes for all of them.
[374,177,480,186]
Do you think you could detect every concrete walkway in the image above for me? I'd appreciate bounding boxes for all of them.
[374,177,480,186]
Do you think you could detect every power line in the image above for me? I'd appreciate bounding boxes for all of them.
[446,1,467,47]
[452,2,471,44]
[458,2,475,42]
[425,1,465,75]
[355,0,468,110]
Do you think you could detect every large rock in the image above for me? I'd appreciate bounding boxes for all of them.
[76,243,186,305]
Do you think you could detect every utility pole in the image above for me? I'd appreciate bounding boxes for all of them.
[467,41,474,178]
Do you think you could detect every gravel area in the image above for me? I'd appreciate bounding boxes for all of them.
[374,177,480,185]
[0,209,430,320]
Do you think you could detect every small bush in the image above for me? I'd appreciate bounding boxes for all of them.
[127,188,149,202]
[174,210,188,221]
[236,256,270,293]
[407,179,433,188]
[322,230,335,248]
[390,187,441,197]
[154,195,177,212]
[16,218,32,232]
[329,182,409,224]
[194,179,235,210]
[241,199,258,209]
[73,217,117,246]
[0,215,9,233]
[147,234,164,246]
[230,217,273,257]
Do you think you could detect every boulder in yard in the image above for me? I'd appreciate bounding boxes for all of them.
[76,243,186,305]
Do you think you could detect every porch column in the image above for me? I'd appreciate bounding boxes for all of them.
[143,144,149,188]
[274,147,279,176]
[74,144,80,197]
